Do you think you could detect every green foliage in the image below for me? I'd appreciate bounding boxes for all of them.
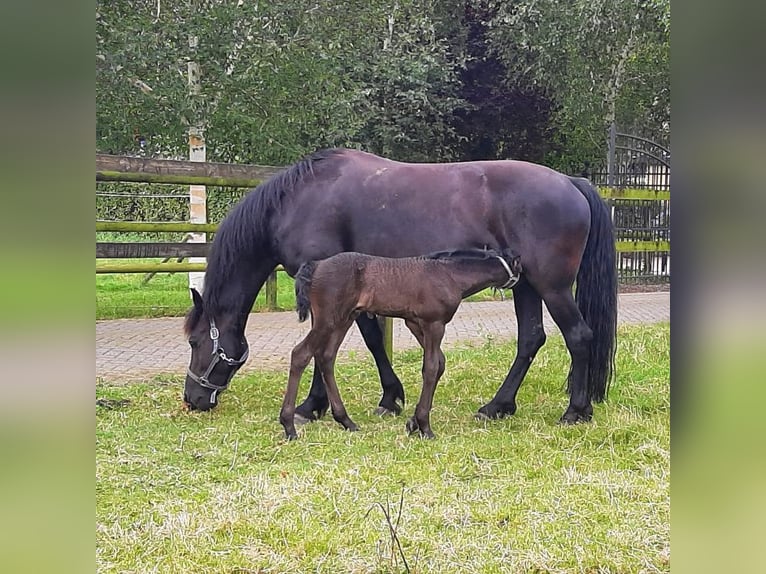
[97,323,670,572]
[486,0,670,169]
[96,183,248,226]
[96,0,669,194]
[96,267,297,319]
[97,0,467,164]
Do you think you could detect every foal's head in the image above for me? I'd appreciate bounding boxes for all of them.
[182,289,249,411]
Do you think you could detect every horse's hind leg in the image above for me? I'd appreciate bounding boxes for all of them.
[315,322,359,432]
[540,288,594,424]
[478,281,546,419]
[357,314,406,416]
[406,322,446,439]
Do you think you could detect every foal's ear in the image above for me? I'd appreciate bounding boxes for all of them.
[504,249,523,275]
[190,288,204,311]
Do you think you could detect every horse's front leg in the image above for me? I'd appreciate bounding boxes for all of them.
[294,366,329,423]
[357,313,405,415]
[406,322,446,439]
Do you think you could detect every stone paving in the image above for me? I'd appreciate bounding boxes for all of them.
[96,291,669,382]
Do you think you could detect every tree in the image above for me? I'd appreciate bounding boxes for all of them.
[97,0,468,164]
[486,0,670,170]
[452,1,556,162]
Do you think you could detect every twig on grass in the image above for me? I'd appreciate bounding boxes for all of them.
[365,486,412,573]
[229,437,239,471]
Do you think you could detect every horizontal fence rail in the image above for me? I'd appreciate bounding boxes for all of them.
[96,154,280,187]
[96,221,218,233]
[97,242,212,259]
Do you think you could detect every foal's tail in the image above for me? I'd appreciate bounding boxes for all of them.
[295,261,318,322]
[570,177,618,402]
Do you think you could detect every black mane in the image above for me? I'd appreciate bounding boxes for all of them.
[201,148,346,317]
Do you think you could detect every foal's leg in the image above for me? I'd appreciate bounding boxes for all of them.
[314,321,359,432]
[280,333,319,440]
[294,313,405,421]
[540,288,594,424]
[405,321,446,439]
[478,281,546,419]
[405,319,446,378]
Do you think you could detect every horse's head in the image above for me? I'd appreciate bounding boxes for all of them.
[183,288,249,411]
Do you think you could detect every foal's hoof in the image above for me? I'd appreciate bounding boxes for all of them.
[374,406,398,417]
[476,402,516,420]
[405,416,435,439]
[559,407,593,425]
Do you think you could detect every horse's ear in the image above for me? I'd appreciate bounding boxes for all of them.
[190,288,203,311]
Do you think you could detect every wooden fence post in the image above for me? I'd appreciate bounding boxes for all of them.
[378,316,394,362]
[264,271,278,310]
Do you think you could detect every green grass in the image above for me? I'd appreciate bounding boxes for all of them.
[96,268,298,319]
[96,270,506,320]
[96,323,669,573]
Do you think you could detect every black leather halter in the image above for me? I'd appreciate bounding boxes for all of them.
[186,319,249,405]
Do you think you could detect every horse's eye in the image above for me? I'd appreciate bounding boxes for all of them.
[189,340,199,349]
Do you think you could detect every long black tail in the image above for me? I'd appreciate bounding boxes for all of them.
[570,177,618,402]
[295,261,318,322]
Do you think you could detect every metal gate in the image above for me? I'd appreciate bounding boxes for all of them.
[591,125,670,284]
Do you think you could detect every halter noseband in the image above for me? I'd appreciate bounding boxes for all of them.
[494,255,521,290]
[186,318,249,405]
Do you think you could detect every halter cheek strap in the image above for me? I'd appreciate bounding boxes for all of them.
[494,255,521,290]
[186,318,250,404]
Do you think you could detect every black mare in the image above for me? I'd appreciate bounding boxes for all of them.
[183,148,617,424]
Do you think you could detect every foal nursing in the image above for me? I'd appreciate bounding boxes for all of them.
[280,248,522,440]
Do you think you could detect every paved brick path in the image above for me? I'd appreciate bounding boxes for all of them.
[96,291,669,382]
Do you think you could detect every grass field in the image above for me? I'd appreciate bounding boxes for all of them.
[96,323,669,573]
[96,270,507,320]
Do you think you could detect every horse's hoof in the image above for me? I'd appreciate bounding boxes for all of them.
[374,406,398,417]
[405,416,419,435]
[294,407,327,425]
[346,422,360,432]
[377,399,403,415]
[420,429,435,439]
[293,412,311,426]
[285,431,298,441]
[476,402,516,420]
[559,408,593,425]
[295,401,329,421]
